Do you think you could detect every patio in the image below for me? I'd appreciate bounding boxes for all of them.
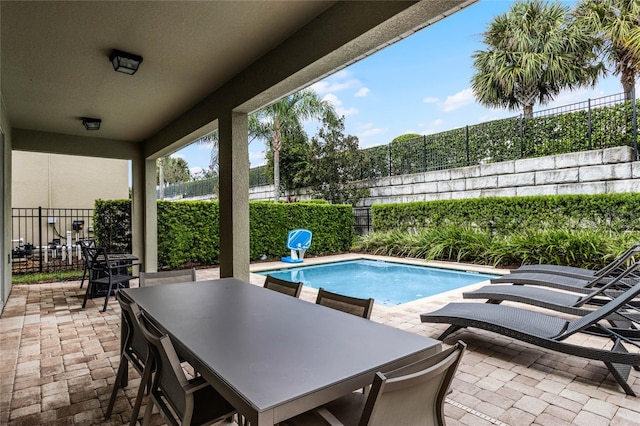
[1,254,638,425]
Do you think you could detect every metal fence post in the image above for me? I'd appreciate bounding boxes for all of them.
[633,87,638,160]
[587,98,592,150]
[465,125,470,166]
[519,115,524,158]
[38,206,43,273]
[388,144,392,177]
[422,135,427,172]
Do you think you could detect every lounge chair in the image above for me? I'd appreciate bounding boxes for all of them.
[509,242,640,279]
[490,266,640,294]
[420,281,640,396]
[465,262,640,321]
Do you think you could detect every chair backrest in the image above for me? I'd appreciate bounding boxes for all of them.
[139,268,196,287]
[596,242,640,276]
[137,309,191,421]
[564,265,640,338]
[115,291,147,373]
[85,246,110,272]
[360,341,466,426]
[315,288,374,319]
[264,275,303,298]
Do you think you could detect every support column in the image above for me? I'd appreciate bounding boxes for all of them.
[131,152,158,273]
[218,111,250,280]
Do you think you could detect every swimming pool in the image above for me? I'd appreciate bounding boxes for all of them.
[258,259,498,306]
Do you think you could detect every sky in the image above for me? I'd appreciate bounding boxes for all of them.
[174,0,626,177]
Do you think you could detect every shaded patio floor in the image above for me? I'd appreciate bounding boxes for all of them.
[1,254,638,425]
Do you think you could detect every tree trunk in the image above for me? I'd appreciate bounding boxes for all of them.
[523,104,534,119]
[273,148,280,202]
[621,69,635,101]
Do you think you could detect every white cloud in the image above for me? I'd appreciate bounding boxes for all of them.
[189,166,204,176]
[249,150,267,167]
[361,127,385,137]
[442,88,475,112]
[423,96,439,104]
[355,87,370,97]
[322,93,358,116]
[310,79,359,94]
[171,153,185,159]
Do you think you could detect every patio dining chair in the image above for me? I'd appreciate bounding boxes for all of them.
[77,238,96,289]
[282,341,466,426]
[139,268,197,287]
[316,288,374,319]
[105,291,149,424]
[136,309,237,426]
[264,275,303,298]
[81,246,141,311]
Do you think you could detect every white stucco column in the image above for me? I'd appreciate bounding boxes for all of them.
[218,111,249,280]
[131,153,158,273]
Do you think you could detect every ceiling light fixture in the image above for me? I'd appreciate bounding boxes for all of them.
[82,118,101,131]
[109,49,143,75]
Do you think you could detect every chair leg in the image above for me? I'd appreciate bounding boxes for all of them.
[105,355,128,419]
[130,361,154,426]
[438,325,463,341]
[80,266,87,289]
[82,281,93,309]
[103,279,114,312]
[141,396,154,426]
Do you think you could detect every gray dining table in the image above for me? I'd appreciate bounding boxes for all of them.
[122,278,441,426]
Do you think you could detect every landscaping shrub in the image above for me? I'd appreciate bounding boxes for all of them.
[94,199,353,269]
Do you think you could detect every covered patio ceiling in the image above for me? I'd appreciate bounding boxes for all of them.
[2,0,477,155]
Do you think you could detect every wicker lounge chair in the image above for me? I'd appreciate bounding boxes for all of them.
[465,262,640,322]
[509,242,640,279]
[420,281,640,396]
[490,266,640,294]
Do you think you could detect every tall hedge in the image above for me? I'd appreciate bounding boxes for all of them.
[94,200,353,269]
[372,193,640,235]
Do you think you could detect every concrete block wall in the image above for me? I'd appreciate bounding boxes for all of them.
[245,146,640,205]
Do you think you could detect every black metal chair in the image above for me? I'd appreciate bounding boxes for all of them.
[81,246,140,311]
[263,275,303,298]
[77,238,96,289]
[137,309,237,426]
[315,288,374,319]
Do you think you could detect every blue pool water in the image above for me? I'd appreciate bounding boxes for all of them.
[259,259,498,306]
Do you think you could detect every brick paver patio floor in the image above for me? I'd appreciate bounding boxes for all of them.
[1,254,638,425]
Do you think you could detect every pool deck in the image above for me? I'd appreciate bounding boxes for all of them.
[1,253,639,425]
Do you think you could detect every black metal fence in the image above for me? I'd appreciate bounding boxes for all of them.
[353,207,372,235]
[11,207,94,274]
[360,91,638,179]
[159,91,637,198]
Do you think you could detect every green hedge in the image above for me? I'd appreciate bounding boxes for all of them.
[94,200,353,269]
[372,193,640,235]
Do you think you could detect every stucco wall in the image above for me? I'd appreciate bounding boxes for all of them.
[249,146,640,205]
[12,152,129,209]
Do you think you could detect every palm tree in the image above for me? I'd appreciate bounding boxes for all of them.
[251,89,336,202]
[471,0,603,118]
[574,0,640,100]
